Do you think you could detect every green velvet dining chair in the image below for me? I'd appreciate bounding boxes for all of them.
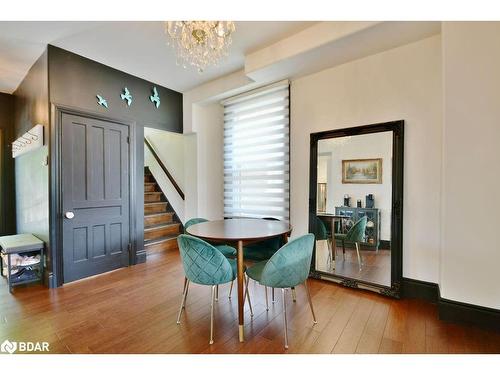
[239,217,289,303]
[176,234,253,345]
[184,217,237,301]
[184,218,237,258]
[245,234,316,349]
[334,215,367,270]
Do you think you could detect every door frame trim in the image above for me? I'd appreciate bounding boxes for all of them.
[50,104,137,287]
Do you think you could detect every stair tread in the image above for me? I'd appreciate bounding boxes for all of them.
[144,221,175,229]
[144,202,168,206]
[144,222,180,231]
[144,212,173,218]
[144,235,178,245]
[144,168,180,252]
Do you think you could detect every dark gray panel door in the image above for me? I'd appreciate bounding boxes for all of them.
[61,113,130,283]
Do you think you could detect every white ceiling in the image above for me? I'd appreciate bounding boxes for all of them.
[0,21,314,94]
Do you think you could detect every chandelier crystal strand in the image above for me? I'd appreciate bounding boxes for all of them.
[165,21,235,72]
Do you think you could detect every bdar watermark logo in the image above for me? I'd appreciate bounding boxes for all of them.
[1,340,17,354]
[1,339,49,354]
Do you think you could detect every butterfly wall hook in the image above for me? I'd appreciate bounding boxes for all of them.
[121,87,133,106]
[96,95,108,108]
[150,87,160,108]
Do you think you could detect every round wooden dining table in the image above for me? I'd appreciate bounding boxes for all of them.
[185,218,292,342]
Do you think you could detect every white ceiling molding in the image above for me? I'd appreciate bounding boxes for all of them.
[244,21,441,83]
[245,21,380,75]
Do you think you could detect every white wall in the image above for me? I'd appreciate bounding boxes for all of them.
[144,127,186,223]
[319,132,393,241]
[291,35,443,283]
[144,127,185,190]
[192,102,225,221]
[317,155,329,184]
[15,145,49,242]
[441,22,500,309]
[183,133,198,221]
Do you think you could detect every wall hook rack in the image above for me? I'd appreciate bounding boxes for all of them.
[12,124,44,158]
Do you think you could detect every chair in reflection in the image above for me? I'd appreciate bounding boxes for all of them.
[245,234,316,349]
[176,234,253,344]
[334,216,367,270]
[315,216,333,268]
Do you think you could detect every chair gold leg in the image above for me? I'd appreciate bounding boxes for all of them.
[182,276,190,299]
[215,285,219,301]
[177,279,189,324]
[272,288,276,303]
[327,238,333,267]
[282,288,289,349]
[210,285,216,344]
[243,275,254,317]
[265,286,269,311]
[304,280,317,324]
[291,287,297,302]
[183,280,190,308]
[355,242,362,270]
[228,280,234,299]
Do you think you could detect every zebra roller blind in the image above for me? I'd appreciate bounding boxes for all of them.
[223,81,290,221]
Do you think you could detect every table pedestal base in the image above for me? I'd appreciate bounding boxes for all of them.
[237,240,245,342]
[239,325,244,342]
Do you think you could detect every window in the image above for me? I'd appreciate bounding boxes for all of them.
[223,81,290,221]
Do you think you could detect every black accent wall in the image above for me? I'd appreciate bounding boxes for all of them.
[48,46,182,133]
[12,45,183,287]
[0,92,16,236]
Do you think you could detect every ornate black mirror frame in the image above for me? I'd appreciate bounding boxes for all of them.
[308,120,404,298]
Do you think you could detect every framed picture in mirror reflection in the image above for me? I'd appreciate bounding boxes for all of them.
[342,158,382,184]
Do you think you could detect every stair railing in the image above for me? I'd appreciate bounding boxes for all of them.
[144,137,185,200]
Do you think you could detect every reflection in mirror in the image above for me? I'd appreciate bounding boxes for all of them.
[314,131,393,287]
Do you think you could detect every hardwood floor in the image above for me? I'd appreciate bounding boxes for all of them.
[1,249,499,354]
[316,239,391,286]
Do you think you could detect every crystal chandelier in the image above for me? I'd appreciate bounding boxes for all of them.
[165,21,236,72]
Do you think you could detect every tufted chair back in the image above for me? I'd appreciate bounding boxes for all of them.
[184,217,208,232]
[315,217,328,241]
[345,216,367,243]
[177,234,234,286]
[260,234,315,289]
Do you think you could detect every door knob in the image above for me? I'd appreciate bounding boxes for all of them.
[65,211,75,219]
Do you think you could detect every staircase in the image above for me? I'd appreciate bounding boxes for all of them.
[144,167,182,255]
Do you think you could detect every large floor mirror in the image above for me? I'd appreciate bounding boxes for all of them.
[309,121,403,297]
